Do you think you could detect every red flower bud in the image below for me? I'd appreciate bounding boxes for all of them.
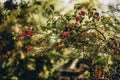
[78,10,86,15]
[62,32,70,39]
[27,45,33,52]
[97,69,102,77]
[76,17,80,22]
[95,16,100,21]
[26,30,34,37]
[74,22,79,26]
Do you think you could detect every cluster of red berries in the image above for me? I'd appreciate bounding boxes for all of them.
[18,27,34,41]
[61,10,86,39]
[61,9,100,40]
[13,25,35,52]
[75,10,86,26]
[75,9,100,26]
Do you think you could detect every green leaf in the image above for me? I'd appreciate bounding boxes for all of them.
[94,57,106,66]
[49,4,54,10]
[84,70,90,77]
[94,12,99,16]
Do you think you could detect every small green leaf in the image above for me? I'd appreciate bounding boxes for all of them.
[49,4,54,10]
[84,70,90,77]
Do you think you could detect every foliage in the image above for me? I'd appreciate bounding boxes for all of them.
[45,2,120,79]
[0,0,120,80]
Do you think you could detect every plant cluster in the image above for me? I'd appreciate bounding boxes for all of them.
[12,24,35,52]
[0,0,120,80]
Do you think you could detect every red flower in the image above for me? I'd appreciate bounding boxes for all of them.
[97,69,102,77]
[95,16,100,21]
[74,22,79,26]
[27,45,33,52]
[20,32,26,37]
[62,32,70,39]
[26,30,34,37]
[78,10,86,15]
[76,17,80,22]
[17,37,24,41]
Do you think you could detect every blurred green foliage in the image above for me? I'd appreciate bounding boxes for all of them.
[0,0,120,80]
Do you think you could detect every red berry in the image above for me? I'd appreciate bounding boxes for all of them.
[62,32,70,39]
[97,69,102,77]
[74,22,79,26]
[26,30,34,37]
[27,45,33,52]
[76,17,80,22]
[79,10,86,15]
[95,16,100,21]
